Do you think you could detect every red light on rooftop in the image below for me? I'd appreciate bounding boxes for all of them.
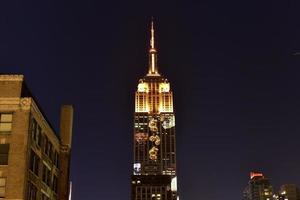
[250,172,264,179]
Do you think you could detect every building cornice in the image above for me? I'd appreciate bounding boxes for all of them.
[0,75,24,81]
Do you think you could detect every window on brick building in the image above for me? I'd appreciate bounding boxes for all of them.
[52,175,58,193]
[0,114,12,133]
[43,137,53,159]
[29,150,40,176]
[0,177,6,198]
[42,164,51,187]
[27,182,37,200]
[0,144,9,165]
[54,151,59,167]
[31,118,42,147]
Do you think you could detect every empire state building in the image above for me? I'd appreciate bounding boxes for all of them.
[131,21,179,200]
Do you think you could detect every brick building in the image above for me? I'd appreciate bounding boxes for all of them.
[0,74,73,200]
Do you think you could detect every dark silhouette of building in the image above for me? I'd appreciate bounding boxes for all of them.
[131,21,178,200]
[243,172,273,200]
[278,184,300,200]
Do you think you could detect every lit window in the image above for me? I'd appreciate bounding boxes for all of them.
[159,82,170,93]
[138,82,149,93]
[0,114,13,133]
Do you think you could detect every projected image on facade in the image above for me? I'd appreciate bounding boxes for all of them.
[133,163,141,175]
[161,115,175,129]
[148,118,158,132]
[135,132,148,144]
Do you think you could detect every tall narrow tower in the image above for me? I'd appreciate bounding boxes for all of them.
[131,20,178,200]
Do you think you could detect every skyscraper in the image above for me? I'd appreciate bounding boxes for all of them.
[131,21,178,200]
[243,172,273,200]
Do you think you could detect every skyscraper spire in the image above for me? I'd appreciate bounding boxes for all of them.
[148,18,159,75]
[150,19,155,49]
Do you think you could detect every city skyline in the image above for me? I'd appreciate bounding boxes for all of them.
[1,1,300,200]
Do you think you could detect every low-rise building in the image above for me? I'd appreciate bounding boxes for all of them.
[0,74,73,200]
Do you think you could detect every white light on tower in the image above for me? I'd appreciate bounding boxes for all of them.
[171,177,177,192]
[69,181,72,200]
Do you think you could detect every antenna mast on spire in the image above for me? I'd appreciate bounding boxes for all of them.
[150,19,155,49]
[148,18,159,76]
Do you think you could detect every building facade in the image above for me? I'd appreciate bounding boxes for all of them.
[131,22,178,200]
[278,184,300,200]
[0,75,73,200]
[243,172,274,200]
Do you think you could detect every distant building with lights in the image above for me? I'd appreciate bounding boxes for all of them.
[278,184,300,200]
[243,172,300,200]
[243,172,274,200]
[131,21,179,200]
[0,75,73,200]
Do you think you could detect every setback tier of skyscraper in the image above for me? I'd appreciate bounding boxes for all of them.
[131,21,178,200]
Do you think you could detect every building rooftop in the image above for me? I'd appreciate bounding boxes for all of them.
[0,74,59,137]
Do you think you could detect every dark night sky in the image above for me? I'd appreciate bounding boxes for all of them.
[1,1,300,199]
